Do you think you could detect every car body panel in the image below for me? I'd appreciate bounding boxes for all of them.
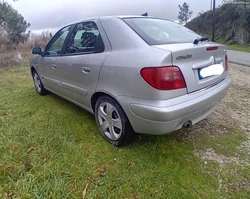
[116,76,231,134]
[54,51,111,106]
[97,17,187,100]
[36,56,62,92]
[153,43,228,93]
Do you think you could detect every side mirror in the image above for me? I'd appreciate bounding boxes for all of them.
[32,47,43,55]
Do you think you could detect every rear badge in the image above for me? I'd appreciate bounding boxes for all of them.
[176,54,192,60]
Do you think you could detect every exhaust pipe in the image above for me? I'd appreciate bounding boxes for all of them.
[182,121,192,129]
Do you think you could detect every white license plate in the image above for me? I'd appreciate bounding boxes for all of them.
[198,63,224,80]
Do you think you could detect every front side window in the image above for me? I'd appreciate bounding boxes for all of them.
[45,26,71,56]
[65,21,104,54]
[124,18,200,45]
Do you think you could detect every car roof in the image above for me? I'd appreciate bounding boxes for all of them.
[66,15,171,27]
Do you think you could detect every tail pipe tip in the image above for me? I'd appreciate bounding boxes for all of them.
[182,121,192,129]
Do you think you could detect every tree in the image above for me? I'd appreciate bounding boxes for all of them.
[178,2,193,25]
[0,2,30,45]
[41,31,52,43]
[198,10,204,17]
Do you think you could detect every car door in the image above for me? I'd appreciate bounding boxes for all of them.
[55,20,111,109]
[36,25,73,93]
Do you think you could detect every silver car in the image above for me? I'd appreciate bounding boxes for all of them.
[30,16,232,146]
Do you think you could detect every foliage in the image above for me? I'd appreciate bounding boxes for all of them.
[0,2,30,45]
[178,2,193,25]
[186,4,250,45]
[28,31,53,49]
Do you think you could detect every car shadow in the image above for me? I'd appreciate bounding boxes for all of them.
[33,91,194,147]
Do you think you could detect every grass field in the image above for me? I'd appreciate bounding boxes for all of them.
[217,40,250,53]
[226,44,250,53]
[0,56,250,198]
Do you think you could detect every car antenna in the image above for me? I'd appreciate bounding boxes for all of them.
[141,13,148,16]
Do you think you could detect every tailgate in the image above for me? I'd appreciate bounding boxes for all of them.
[153,43,228,93]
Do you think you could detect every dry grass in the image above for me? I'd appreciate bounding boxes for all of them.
[0,32,49,71]
[0,50,32,72]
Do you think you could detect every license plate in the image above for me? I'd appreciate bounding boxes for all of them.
[198,63,224,80]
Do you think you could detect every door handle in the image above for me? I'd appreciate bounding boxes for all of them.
[82,67,90,74]
[52,64,57,69]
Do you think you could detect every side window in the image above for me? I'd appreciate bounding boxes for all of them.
[65,21,104,54]
[45,26,71,56]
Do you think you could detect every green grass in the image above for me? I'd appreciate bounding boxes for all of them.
[217,40,250,53]
[226,44,250,53]
[193,125,247,157]
[0,59,249,198]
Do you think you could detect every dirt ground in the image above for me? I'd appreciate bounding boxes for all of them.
[199,63,250,156]
[188,63,250,195]
[192,63,250,193]
[216,63,250,153]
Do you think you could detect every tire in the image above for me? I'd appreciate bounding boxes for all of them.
[95,96,134,147]
[32,70,48,95]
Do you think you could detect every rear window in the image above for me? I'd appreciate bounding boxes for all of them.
[123,18,200,45]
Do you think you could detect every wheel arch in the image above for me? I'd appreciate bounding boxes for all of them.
[30,66,36,75]
[91,92,117,113]
[91,92,128,115]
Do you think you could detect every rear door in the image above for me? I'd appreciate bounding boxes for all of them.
[154,43,228,93]
[56,20,111,107]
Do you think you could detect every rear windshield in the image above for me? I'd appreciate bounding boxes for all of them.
[123,18,200,45]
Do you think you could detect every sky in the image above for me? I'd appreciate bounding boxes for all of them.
[6,0,224,33]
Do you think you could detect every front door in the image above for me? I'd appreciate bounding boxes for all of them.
[37,26,72,93]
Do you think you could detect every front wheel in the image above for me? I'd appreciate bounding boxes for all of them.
[32,70,48,95]
[95,96,134,147]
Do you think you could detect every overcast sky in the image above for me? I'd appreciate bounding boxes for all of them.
[6,0,223,32]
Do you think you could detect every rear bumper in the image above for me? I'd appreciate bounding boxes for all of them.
[116,76,232,135]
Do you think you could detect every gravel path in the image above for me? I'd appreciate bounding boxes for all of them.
[221,63,250,131]
[198,63,250,163]
[193,63,250,194]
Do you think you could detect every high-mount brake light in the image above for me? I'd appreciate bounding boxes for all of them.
[206,46,219,51]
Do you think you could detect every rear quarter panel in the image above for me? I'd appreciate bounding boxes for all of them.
[97,17,187,100]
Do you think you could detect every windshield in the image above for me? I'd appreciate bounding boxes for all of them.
[123,18,200,45]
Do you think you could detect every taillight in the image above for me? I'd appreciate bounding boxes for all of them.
[206,46,219,51]
[225,55,229,71]
[140,66,186,90]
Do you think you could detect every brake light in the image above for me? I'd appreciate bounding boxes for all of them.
[206,46,219,51]
[225,55,229,71]
[140,66,186,90]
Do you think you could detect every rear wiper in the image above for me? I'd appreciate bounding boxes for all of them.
[193,37,209,45]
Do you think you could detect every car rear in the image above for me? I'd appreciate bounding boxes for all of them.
[123,17,229,94]
[98,16,232,135]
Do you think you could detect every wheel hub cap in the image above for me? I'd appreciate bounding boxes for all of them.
[34,73,41,93]
[97,102,122,141]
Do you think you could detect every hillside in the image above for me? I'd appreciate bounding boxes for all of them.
[186,4,250,45]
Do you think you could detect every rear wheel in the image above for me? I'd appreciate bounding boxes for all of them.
[95,96,133,147]
[32,70,48,95]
